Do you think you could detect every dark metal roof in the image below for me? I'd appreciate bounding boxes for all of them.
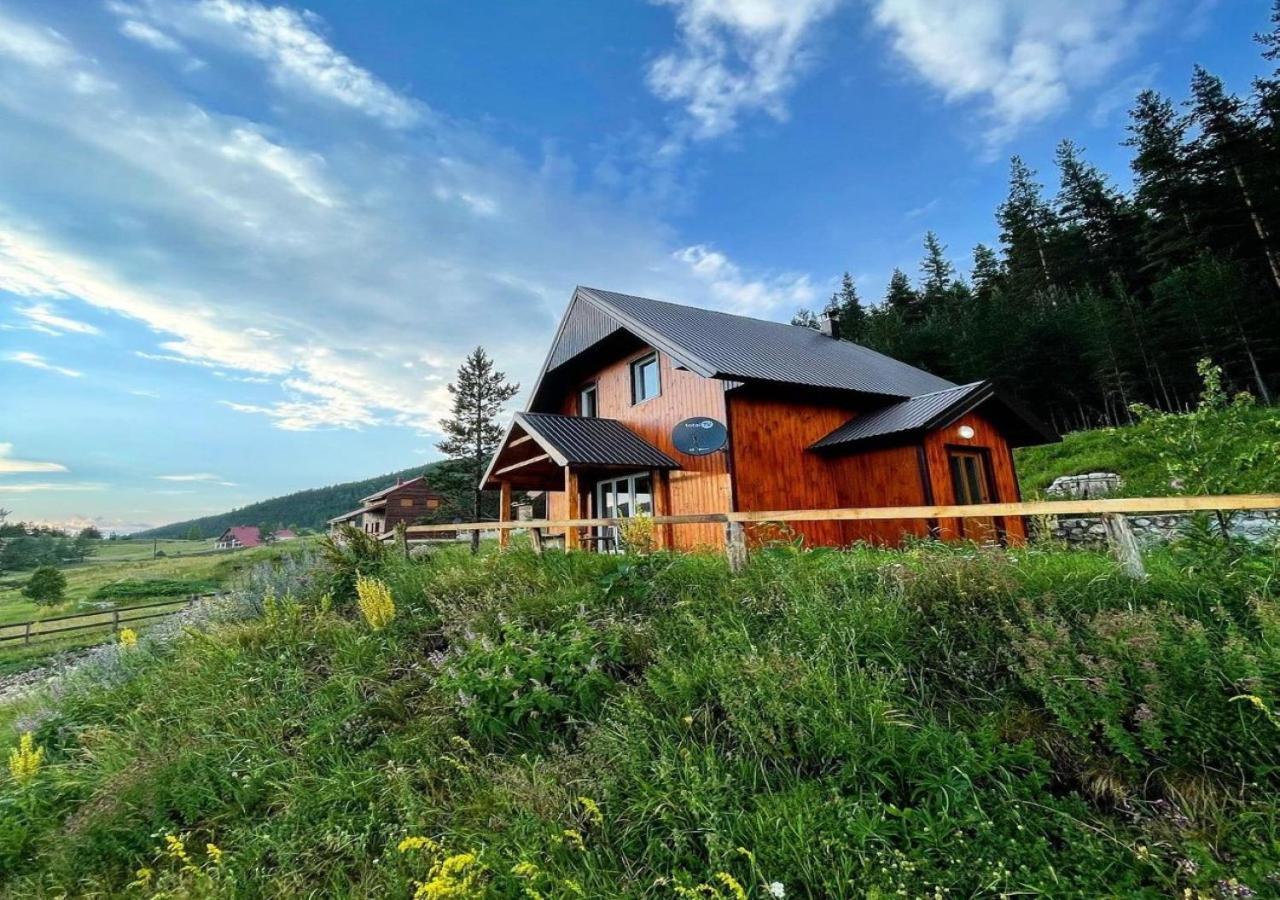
[810,381,1056,450]
[516,412,680,469]
[361,476,426,503]
[574,287,954,398]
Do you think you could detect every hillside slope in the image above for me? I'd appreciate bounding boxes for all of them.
[135,458,486,539]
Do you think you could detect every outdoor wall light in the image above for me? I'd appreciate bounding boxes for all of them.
[957,425,976,439]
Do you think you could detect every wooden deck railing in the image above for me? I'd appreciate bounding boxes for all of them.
[401,493,1280,578]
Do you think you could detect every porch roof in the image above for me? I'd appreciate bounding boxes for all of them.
[482,412,679,490]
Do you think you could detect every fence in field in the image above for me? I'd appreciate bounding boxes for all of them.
[0,594,214,648]
[399,493,1280,579]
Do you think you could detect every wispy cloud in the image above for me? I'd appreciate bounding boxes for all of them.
[15,302,100,335]
[154,473,221,482]
[0,481,104,493]
[648,0,841,141]
[869,0,1163,150]
[674,244,816,316]
[7,351,82,377]
[0,443,67,474]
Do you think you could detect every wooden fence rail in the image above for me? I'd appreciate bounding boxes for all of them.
[0,594,213,647]
[401,493,1280,578]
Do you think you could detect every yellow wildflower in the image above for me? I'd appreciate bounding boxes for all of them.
[119,628,138,648]
[512,861,541,879]
[560,828,585,852]
[356,574,396,631]
[413,851,484,899]
[206,843,225,865]
[714,872,748,900]
[577,796,603,829]
[7,732,44,786]
[128,867,154,889]
[164,834,189,863]
[399,835,444,855]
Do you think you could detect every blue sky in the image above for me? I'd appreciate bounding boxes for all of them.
[0,0,1270,532]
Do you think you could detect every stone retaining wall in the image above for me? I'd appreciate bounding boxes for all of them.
[1043,510,1280,547]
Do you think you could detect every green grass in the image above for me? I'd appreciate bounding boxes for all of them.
[88,538,220,562]
[2,537,1278,897]
[1014,404,1280,495]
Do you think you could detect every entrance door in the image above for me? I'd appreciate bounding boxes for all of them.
[947,448,1003,544]
[595,472,653,551]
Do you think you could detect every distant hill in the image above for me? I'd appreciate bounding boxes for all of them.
[134,458,496,540]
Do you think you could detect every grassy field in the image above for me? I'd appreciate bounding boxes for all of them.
[88,537,220,561]
[1,536,1277,897]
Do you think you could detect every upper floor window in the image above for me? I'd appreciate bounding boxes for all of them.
[630,352,661,404]
[579,382,598,417]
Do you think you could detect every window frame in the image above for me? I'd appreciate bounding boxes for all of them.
[579,382,598,418]
[629,352,661,405]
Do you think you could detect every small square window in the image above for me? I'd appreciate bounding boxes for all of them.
[630,352,660,404]
[427,497,440,510]
[400,498,414,507]
[579,383,598,417]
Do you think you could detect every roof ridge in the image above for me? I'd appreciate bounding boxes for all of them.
[905,381,987,400]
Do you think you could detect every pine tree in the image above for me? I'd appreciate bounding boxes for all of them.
[997,156,1058,293]
[884,268,920,320]
[1055,139,1141,288]
[970,244,1003,301]
[790,308,820,329]
[1126,89,1201,273]
[437,347,520,552]
[826,271,866,339]
[919,231,954,308]
[1188,65,1280,292]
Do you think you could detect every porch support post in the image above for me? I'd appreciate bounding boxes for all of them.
[650,469,672,550]
[564,467,581,551]
[498,481,512,550]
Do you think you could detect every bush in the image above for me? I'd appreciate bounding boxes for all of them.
[92,578,219,600]
[21,565,66,605]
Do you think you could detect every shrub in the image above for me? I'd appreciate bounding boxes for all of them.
[21,566,66,605]
[436,617,622,744]
[92,578,218,600]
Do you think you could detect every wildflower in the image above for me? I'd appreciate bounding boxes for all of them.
[512,861,541,879]
[714,872,748,900]
[769,883,786,898]
[413,851,484,899]
[206,843,224,865]
[399,835,444,855]
[128,867,154,889]
[164,834,189,863]
[119,628,139,648]
[7,732,44,786]
[355,574,396,631]
[682,715,693,726]
[1135,845,1151,862]
[577,796,603,829]
[560,828,586,852]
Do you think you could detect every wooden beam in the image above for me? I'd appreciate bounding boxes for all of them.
[564,468,581,550]
[498,481,512,550]
[510,434,534,448]
[650,468,672,550]
[725,521,747,573]
[400,494,1280,535]
[494,453,551,477]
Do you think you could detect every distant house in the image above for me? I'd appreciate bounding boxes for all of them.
[328,476,445,537]
[214,526,297,550]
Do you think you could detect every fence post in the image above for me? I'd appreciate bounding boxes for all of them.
[1102,513,1147,580]
[530,527,545,556]
[112,608,120,634]
[24,621,32,645]
[725,521,748,574]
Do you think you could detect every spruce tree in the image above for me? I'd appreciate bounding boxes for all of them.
[884,268,920,320]
[997,156,1058,293]
[790,308,820,329]
[827,271,867,339]
[437,347,520,552]
[1126,89,1201,272]
[919,231,954,308]
[970,244,1003,301]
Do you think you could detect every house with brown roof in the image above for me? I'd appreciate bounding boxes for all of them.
[328,476,445,536]
[482,286,1056,550]
[214,526,297,550]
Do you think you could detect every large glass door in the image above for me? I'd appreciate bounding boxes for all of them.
[595,473,653,551]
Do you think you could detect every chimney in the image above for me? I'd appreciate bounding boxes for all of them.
[396,477,403,486]
[819,310,842,340]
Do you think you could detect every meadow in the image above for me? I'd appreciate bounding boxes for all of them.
[1,529,1277,897]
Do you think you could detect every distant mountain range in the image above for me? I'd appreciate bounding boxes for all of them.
[134,458,494,540]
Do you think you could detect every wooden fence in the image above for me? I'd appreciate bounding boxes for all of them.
[0,595,212,648]
[401,493,1280,578]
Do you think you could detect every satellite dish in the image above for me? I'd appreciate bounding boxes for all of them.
[672,417,728,456]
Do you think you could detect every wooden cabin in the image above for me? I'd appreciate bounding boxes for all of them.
[328,476,444,536]
[483,287,1055,550]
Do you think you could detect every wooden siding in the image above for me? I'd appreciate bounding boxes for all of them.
[922,410,1026,544]
[546,349,731,549]
[380,482,446,531]
[727,389,930,546]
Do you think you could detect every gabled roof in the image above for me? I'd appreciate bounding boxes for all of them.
[810,381,1056,451]
[513,412,679,469]
[217,526,262,547]
[360,475,427,504]
[527,286,954,410]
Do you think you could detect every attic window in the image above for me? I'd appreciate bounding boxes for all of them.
[579,383,598,418]
[630,352,660,404]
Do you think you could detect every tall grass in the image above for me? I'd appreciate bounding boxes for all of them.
[2,539,1278,897]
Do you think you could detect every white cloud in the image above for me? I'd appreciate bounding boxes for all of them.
[0,481,104,493]
[869,0,1161,149]
[15,302,100,335]
[119,19,185,54]
[674,244,817,316]
[110,0,423,128]
[0,443,67,474]
[7,351,83,377]
[155,473,222,481]
[0,12,75,68]
[648,0,841,140]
